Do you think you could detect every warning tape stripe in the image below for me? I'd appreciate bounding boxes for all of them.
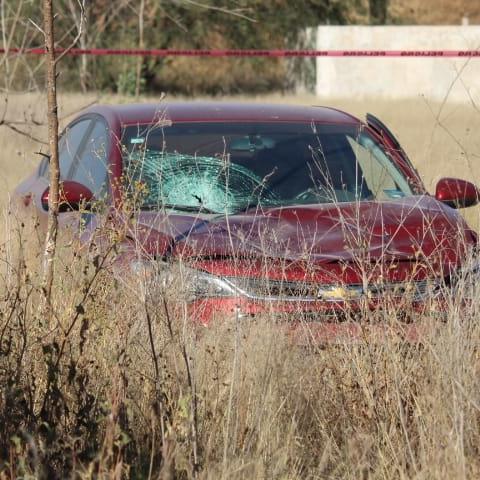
[1,48,480,57]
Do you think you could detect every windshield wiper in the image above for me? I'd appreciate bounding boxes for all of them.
[233,200,282,215]
[143,203,219,214]
[233,201,260,214]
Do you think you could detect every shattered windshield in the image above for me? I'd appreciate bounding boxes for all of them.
[121,122,413,214]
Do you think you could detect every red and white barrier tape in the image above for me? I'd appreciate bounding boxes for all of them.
[1,48,480,57]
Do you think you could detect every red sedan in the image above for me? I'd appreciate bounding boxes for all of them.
[13,102,479,341]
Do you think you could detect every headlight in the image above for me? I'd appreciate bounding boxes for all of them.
[180,269,237,299]
[131,260,237,300]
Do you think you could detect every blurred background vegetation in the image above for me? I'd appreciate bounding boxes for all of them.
[1,0,478,96]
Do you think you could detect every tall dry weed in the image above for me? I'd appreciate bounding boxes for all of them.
[1,191,480,478]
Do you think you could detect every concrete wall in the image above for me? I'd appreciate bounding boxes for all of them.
[315,26,480,102]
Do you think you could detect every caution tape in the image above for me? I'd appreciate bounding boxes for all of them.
[0,48,480,57]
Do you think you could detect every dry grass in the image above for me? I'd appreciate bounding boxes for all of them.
[391,0,480,25]
[1,205,480,478]
[1,92,480,478]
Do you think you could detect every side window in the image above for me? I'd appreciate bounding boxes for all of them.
[59,119,92,179]
[70,120,109,199]
[41,119,92,179]
[346,134,411,200]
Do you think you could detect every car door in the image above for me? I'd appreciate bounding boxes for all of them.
[40,118,96,232]
[66,117,111,249]
[56,117,111,252]
[365,113,422,190]
[12,118,94,261]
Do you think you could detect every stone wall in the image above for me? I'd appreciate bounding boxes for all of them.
[315,26,480,102]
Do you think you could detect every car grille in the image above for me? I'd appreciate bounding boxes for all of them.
[223,276,438,302]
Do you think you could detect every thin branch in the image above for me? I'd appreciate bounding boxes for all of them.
[159,5,188,32]
[0,0,25,71]
[0,120,47,144]
[28,17,45,37]
[135,0,145,99]
[55,0,86,64]
[180,0,256,21]
[1,118,43,125]
[34,151,50,161]
[90,0,133,47]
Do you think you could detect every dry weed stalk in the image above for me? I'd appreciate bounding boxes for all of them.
[1,192,480,478]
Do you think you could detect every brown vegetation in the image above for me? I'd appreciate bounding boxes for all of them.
[391,0,480,25]
[1,190,480,478]
[1,93,480,478]
[1,0,480,476]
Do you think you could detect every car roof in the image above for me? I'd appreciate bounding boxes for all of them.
[83,101,361,126]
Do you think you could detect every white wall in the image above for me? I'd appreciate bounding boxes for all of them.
[315,26,480,102]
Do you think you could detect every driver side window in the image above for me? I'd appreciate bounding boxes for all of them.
[41,119,92,180]
[70,120,109,199]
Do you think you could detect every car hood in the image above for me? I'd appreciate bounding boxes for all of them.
[131,196,474,271]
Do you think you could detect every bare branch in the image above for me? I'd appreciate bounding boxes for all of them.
[55,0,86,64]
[0,0,25,72]
[135,0,145,99]
[180,0,256,22]
[34,151,50,161]
[90,0,133,47]
[28,17,45,37]
[0,120,47,144]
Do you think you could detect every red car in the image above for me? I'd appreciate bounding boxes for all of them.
[13,102,479,340]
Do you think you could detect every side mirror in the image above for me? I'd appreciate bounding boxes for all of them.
[42,180,94,212]
[435,177,479,209]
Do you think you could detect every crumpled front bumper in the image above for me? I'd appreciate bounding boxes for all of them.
[184,293,447,344]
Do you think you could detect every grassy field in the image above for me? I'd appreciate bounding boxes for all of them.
[1,92,480,478]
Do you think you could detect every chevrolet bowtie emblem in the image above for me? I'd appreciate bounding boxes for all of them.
[318,286,363,300]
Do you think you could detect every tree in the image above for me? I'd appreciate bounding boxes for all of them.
[42,0,59,313]
[42,0,85,315]
[3,0,361,95]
